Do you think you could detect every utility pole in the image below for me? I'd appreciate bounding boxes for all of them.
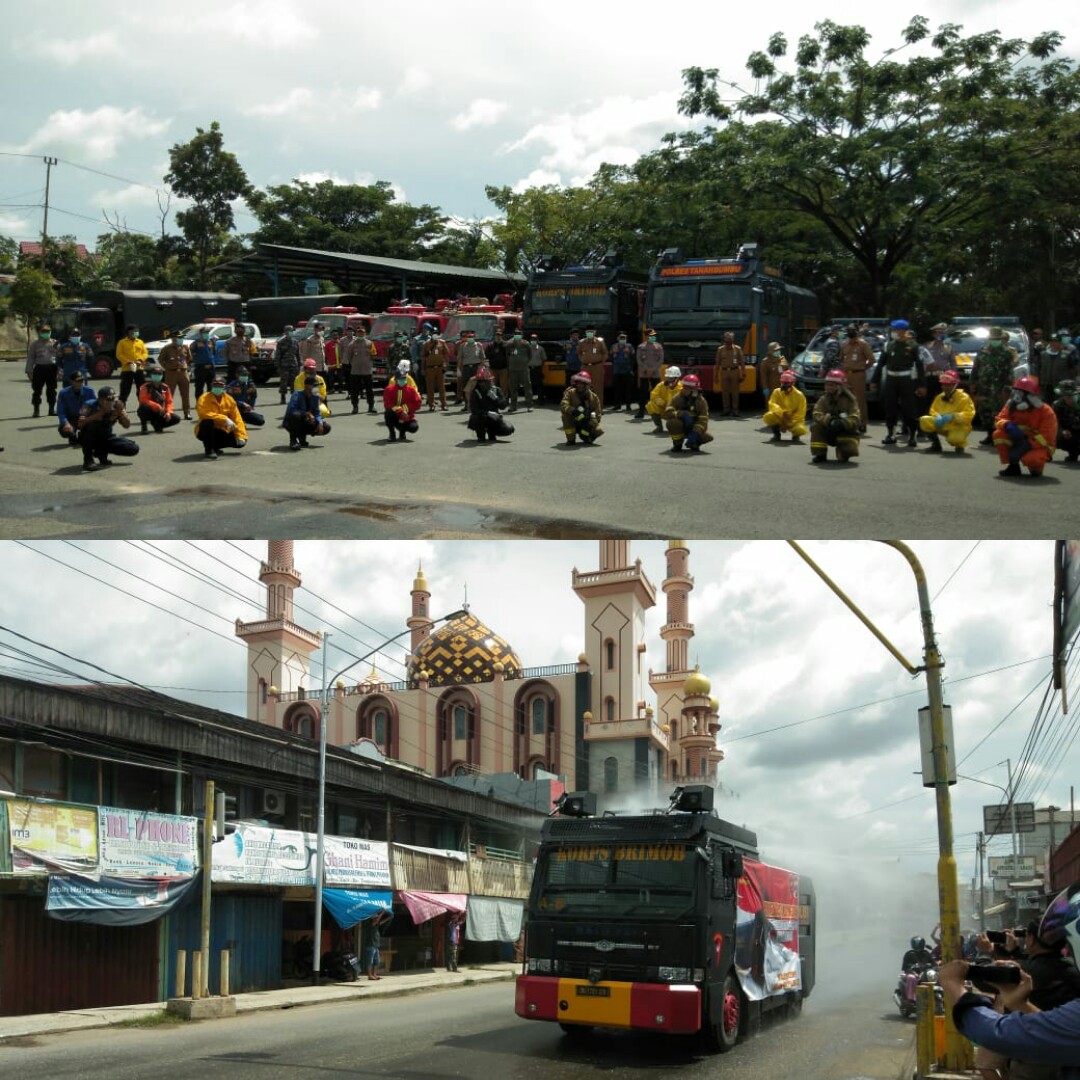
[977,831,985,932]
[41,156,58,268]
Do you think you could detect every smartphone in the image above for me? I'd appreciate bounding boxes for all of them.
[969,962,1023,985]
[985,930,1007,945]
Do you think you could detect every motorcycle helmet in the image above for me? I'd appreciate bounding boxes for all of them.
[475,367,492,381]
[890,319,910,330]
[1037,882,1080,956]
[824,369,848,384]
[681,373,701,389]
[780,370,797,385]
[572,371,592,384]
[910,935,925,952]
[1012,375,1039,394]
[663,365,682,380]
[396,360,411,375]
[939,370,960,387]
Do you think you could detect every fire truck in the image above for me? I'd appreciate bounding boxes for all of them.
[643,245,819,399]
[515,785,815,1052]
[521,254,646,396]
[442,295,521,360]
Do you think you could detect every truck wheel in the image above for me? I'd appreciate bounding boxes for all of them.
[91,356,115,379]
[705,971,742,1053]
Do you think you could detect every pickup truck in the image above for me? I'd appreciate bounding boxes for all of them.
[144,321,277,383]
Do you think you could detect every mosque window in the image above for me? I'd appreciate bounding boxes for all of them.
[604,756,618,793]
[532,760,546,779]
[605,697,615,723]
[531,697,546,735]
[671,720,678,740]
[259,679,267,705]
[453,763,469,777]
[374,709,387,746]
[605,639,615,670]
[453,704,467,741]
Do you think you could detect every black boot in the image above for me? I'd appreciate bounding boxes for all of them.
[671,440,683,452]
[999,461,1021,477]
[882,429,896,445]
[33,405,40,418]
[770,429,782,442]
[48,405,55,416]
[907,431,917,448]
[980,433,994,446]
[924,435,943,453]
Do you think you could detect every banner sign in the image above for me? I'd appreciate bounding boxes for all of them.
[983,802,1036,836]
[735,859,802,1002]
[98,807,199,877]
[322,888,392,929]
[988,855,1038,879]
[211,824,390,887]
[5,799,98,875]
[46,873,200,925]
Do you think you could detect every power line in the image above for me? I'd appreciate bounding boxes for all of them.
[931,541,981,604]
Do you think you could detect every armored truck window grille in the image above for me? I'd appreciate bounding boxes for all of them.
[534,844,696,917]
[699,283,750,311]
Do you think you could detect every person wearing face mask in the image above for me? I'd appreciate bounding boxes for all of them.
[1052,380,1080,464]
[158,330,193,420]
[487,328,510,398]
[868,319,924,447]
[293,358,330,415]
[763,369,808,443]
[758,341,786,412]
[222,323,251,384]
[839,324,875,432]
[578,327,608,412]
[116,325,147,406]
[993,375,1058,478]
[1035,333,1079,403]
[77,385,139,471]
[971,326,1019,445]
[299,322,326,376]
[456,331,485,409]
[646,365,684,433]
[664,373,713,453]
[226,367,265,427]
[284,374,331,450]
[344,326,377,415]
[714,331,746,417]
[810,369,861,463]
[56,328,94,388]
[635,330,664,419]
[25,324,58,418]
[560,371,603,445]
[421,328,450,411]
[194,376,248,459]
[527,332,547,401]
[468,367,514,443]
[917,368,974,453]
[388,331,412,391]
[922,323,958,425]
[189,326,218,400]
[136,364,181,433]
[274,325,301,405]
[383,367,422,442]
[56,371,96,448]
[505,329,533,413]
[609,332,636,413]
[563,329,582,386]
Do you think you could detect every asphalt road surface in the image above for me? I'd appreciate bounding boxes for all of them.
[0,978,915,1080]
[2,363,1075,538]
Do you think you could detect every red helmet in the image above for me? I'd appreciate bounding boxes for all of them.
[303,358,317,370]
[824,369,847,384]
[1013,375,1039,394]
[572,371,592,384]
[475,366,492,381]
[779,370,797,384]
[939,369,960,386]
[681,373,701,389]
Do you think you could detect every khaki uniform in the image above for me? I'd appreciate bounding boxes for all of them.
[714,343,745,414]
[811,387,861,461]
[839,337,874,429]
[560,384,603,443]
[158,342,193,416]
[421,338,450,409]
[578,338,609,411]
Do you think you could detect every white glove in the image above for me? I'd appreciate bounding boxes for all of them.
[225,418,236,432]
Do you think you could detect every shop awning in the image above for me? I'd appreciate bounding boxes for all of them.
[983,901,1011,917]
[399,890,467,924]
[466,896,523,942]
[322,888,392,929]
[46,873,199,925]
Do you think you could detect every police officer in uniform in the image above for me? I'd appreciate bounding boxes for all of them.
[714,331,745,417]
[869,319,924,447]
[970,326,1019,445]
[577,327,608,412]
[839,324,874,432]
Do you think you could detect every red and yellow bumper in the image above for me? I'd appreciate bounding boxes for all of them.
[515,975,701,1034]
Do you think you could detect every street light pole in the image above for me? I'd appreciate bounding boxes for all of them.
[788,540,971,1072]
[309,608,467,983]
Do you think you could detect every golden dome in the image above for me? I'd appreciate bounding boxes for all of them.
[408,612,523,686]
[578,652,589,664]
[268,685,279,696]
[709,697,719,712]
[685,665,712,696]
[493,661,505,674]
[668,540,687,549]
[413,563,429,593]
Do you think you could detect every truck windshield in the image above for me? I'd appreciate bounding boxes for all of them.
[371,315,417,342]
[650,282,750,313]
[527,287,610,315]
[533,843,696,919]
[444,314,497,342]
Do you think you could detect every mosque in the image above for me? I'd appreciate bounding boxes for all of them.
[235,541,723,802]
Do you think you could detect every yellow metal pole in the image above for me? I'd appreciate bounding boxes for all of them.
[201,779,214,1000]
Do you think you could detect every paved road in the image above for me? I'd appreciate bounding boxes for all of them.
[0,979,914,1080]
[2,363,1075,538]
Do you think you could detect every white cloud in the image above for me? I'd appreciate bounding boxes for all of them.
[400,67,432,95]
[450,98,509,131]
[246,87,315,118]
[90,183,164,210]
[504,90,686,187]
[511,168,562,193]
[288,171,406,203]
[16,106,170,162]
[0,213,31,233]
[244,86,380,121]
[185,1,317,47]
[26,30,122,65]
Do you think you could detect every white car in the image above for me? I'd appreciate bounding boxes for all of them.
[144,321,260,363]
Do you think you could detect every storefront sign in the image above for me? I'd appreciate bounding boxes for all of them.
[98,806,199,877]
[5,798,98,875]
[46,873,200,925]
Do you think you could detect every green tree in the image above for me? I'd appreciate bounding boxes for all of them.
[677,19,1080,313]
[164,122,251,286]
[8,266,57,342]
[0,235,16,271]
[94,232,160,289]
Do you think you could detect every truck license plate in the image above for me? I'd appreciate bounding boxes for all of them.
[575,985,610,997]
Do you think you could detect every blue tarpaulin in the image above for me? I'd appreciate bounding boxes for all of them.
[46,873,200,925]
[322,888,392,929]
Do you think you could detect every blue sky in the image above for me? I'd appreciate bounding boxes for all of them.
[2,0,1075,253]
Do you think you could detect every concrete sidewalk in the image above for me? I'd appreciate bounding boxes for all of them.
[0,962,519,1041]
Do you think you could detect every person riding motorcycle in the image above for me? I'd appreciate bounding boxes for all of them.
[902,935,934,972]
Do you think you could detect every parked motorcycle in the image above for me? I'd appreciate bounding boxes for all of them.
[322,949,362,982]
[893,962,943,1018]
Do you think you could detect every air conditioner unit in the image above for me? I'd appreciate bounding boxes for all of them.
[261,788,286,816]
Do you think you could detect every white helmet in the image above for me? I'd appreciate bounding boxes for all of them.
[664,365,682,380]
[396,360,411,375]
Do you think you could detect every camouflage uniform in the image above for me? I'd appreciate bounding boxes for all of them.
[970,340,1018,435]
[1053,385,1080,462]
